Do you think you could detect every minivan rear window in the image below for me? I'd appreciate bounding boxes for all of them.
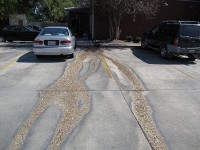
[181,25,200,37]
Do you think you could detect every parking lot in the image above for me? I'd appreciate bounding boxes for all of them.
[0,42,200,150]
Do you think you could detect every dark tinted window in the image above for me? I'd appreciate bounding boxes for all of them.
[151,26,159,34]
[169,25,179,36]
[33,26,42,31]
[181,25,200,37]
[159,25,169,35]
[40,28,69,36]
[15,26,25,32]
[3,26,16,31]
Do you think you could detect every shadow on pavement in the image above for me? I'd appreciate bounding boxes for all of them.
[100,45,134,49]
[17,51,70,63]
[0,41,33,48]
[131,46,197,65]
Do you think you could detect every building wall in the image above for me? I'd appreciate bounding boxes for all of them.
[94,0,200,40]
[94,16,109,40]
[9,14,27,26]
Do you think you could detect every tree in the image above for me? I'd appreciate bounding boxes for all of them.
[0,0,18,20]
[94,0,165,39]
[36,0,76,22]
[76,0,90,7]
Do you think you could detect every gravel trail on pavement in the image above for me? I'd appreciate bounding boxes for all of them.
[8,49,168,150]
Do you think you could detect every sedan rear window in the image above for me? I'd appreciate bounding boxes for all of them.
[181,25,200,37]
[40,28,69,36]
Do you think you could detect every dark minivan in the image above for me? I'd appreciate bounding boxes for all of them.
[141,21,200,60]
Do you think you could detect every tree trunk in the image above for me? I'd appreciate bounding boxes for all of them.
[108,12,121,40]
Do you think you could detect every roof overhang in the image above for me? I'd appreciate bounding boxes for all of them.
[64,7,90,12]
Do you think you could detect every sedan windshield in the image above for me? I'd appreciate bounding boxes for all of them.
[181,25,200,37]
[40,28,69,36]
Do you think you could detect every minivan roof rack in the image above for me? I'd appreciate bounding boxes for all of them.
[161,20,200,24]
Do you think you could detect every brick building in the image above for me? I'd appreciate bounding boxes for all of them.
[67,0,200,40]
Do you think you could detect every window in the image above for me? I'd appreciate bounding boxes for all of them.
[4,26,16,31]
[15,26,24,32]
[159,25,169,35]
[181,25,200,37]
[40,28,69,36]
[151,26,159,35]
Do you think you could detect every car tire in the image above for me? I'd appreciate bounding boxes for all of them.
[187,54,196,61]
[0,36,6,42]
[36,55,42,59]
[67,53,74,59]
[141,38,148,49]
[160,46,169,59]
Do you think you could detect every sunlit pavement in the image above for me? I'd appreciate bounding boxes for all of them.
[0,42,200,150]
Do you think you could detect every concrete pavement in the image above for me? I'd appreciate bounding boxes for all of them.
[0,42,200,150]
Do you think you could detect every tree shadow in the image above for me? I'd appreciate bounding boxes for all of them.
[0,42,33,48]
[131,46,197,65]
[17,51,71,63]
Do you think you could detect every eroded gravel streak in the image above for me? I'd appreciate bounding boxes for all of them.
[8,49,168,150]
[102,50,168,150]
[8,51,100,150]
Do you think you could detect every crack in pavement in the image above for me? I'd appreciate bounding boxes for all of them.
[8,49,168,150]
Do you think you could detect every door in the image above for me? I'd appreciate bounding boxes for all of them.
[70,18,80,36]
[5,26,17,41]
[147,25,160,48]
[18,20,23,26]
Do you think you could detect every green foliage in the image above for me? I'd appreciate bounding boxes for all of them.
[0,0,18,20]
[38,0,76,22]
[133,37,141,43]
[0,0,4,20]
[0,0,76,22]
[126,36,133,42]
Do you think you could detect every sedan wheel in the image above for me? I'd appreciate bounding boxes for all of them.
[0,36,6,42]
[67,53,74,59]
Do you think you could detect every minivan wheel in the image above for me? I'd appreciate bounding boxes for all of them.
[160,46,168,59]
[0,36,6,42]
[141,38,148,49]
[187,54,196,61]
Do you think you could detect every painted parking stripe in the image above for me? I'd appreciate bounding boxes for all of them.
[0,60,16,71]
[172,66,195,79]
[100,57,113,79]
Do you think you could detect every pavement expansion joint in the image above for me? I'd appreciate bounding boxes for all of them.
[8,48,168,150]
[102,49,169,150]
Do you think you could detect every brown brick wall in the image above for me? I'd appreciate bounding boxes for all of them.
[94,0,200,40]
[94,16,109,40]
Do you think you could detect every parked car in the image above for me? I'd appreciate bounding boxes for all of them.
[33,26,76,58]
[141,21,200,60]
[0,25,39,42]
[27,25,43,31]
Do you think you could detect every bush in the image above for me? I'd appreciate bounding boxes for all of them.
[133,37,141,43]
[126,36,133,42]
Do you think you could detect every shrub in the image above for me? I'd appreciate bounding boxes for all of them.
[126,36,133,42]
[134,37,141,43]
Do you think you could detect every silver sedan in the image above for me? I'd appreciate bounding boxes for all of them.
[33,26,76,58]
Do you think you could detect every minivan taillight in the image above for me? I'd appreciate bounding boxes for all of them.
[173,37,179,46]
[60,40,71,45]
[34,40,43,45]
